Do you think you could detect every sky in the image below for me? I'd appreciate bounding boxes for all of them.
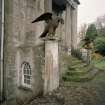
[78,0,105,29]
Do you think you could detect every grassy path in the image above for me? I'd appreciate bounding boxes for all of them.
[28,55,105,105]
[2,55,105,105]
[28,71,105,105]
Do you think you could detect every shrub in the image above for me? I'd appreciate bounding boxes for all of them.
[86,24,98,41]
[94,37,105,56]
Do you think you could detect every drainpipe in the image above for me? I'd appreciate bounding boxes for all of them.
[1,0,4,101]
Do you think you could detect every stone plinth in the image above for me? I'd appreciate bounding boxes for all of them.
[44,38,59,94]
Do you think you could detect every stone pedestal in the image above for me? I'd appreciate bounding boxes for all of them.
[44,38,59,94]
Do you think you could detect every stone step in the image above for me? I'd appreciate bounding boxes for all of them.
[70,63,87,69]
[70,57,80,61]
[66,68,91,76]
[62,69,99,82]
[68,63,85,70]
[70,60,82,65]
[68,65,84,71]
[67,65,93,75]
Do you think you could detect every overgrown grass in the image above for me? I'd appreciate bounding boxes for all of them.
[93,57,105,70]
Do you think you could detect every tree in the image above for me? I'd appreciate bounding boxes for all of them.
[94,14,105,56]
[95,15,105,29]
[85,24,98,41]
[95,14,105,37]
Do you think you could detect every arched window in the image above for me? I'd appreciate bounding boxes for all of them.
[21,62,32,88]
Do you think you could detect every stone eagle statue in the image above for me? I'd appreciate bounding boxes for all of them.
[32,12,64,38]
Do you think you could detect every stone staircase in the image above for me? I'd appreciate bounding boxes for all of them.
[62,55,99,82]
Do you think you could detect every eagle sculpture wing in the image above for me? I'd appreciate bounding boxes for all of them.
[32,12,52,23]
[32,12,64,38]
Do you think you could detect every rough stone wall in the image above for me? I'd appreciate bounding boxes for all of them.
[44,0,52,12]
[0,0,1,53]
[4,0,16,100]
[3,0,78,102]
[4,0,45,102]
[0,0,2,101]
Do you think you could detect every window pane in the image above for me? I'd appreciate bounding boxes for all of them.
[27,69,30,74]
[27,80,30,84]
[24,70,27,74]
[24,79,27,84]
[24,75,31,79]
[30,70,32,75]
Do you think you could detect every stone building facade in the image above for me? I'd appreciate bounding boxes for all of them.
[0,0,80,102]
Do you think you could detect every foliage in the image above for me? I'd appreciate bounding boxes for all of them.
[92,52,103,60]
[94,37,105,56]
[97,28,105,37]
[86,24,98,41]
[95,14,105,37]
[95,14,105,29]
[93,57,105,70]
